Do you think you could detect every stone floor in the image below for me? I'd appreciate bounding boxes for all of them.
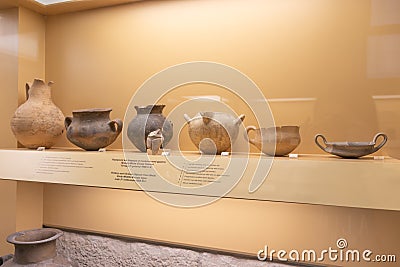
[57,230,306,267]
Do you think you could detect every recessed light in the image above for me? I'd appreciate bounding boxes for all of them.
[34,0,72,5]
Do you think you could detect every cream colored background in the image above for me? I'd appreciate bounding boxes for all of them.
[1,1,400,266]
[0,7,45,255]
[0,8,18,149]
[0,8,19,255]
[44,185,400,267]
[44,0,400,158]
[17,6,46,104]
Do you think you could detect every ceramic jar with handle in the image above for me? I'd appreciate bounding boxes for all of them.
[65,108,123,151]
[10,79,65,149]
[245,125,301,156]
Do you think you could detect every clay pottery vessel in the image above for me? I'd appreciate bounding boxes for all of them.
[184,112,245,154]
[246,126,301,156]
[146,129,164,155]
[127,105,173,152]
[10,79,64,149]
[65,108,123,151]
[315,133,387,158]
[1,228,76,266]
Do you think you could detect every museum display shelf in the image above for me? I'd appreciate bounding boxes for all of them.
[1,2,399,265]
[0,148,399,211]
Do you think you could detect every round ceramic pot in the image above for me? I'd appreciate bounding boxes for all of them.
[10,79,64,149]
[65,108,122,151]
[184,112,245,154]
[1,228,76,267]
[127,105,173,152]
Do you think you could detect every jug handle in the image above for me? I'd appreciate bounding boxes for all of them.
[25,83,31,100]
[109,119,123,134]
[235,114,246,125]
[372,133,387,152]
[183,114,191,123]
[315,134,328,151]
[245,126,257,145]
[64,117,72,130]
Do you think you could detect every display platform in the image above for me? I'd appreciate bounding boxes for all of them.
[0,148,399,211]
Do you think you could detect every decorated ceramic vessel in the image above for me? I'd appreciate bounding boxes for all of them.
[65,108,122,151]
[184,112,245,154]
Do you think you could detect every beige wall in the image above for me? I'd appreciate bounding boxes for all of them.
[0,7,18,255]
[17,6,46,104]
[42,1,400,266]
[0,0,399,265]
[0,8,18,149]
[15,5,46,232]
[0,180,16,255]
[15,182,43,232]
[0,7,45,255]
[45,0,400,158]
[44,184,400,267]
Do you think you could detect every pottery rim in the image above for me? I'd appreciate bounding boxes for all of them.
[72,108,112,114]
[271,125,300,131]
[134,104,165,113]
[7,228,63,245]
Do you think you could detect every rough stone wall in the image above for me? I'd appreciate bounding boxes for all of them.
[57,231,297,267]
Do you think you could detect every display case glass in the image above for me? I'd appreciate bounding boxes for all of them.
[1,1,400,265]
[1,0,400,208]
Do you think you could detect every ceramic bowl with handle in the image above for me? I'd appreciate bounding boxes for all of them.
[314,133,387,158]
[245,125,301,156]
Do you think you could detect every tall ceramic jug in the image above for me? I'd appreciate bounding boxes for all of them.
[10,79,65,149]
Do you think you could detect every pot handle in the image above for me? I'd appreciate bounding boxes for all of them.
[64,116,72,130]
[372,133,388,152]
[315,134,328,151]
[245,126,257,145]
[183,114,191,123]
[109,119,123,134]
[235,114,246,125]
[199,112,211,125]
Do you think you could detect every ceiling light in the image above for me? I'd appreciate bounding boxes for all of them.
[34,0,72,5]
